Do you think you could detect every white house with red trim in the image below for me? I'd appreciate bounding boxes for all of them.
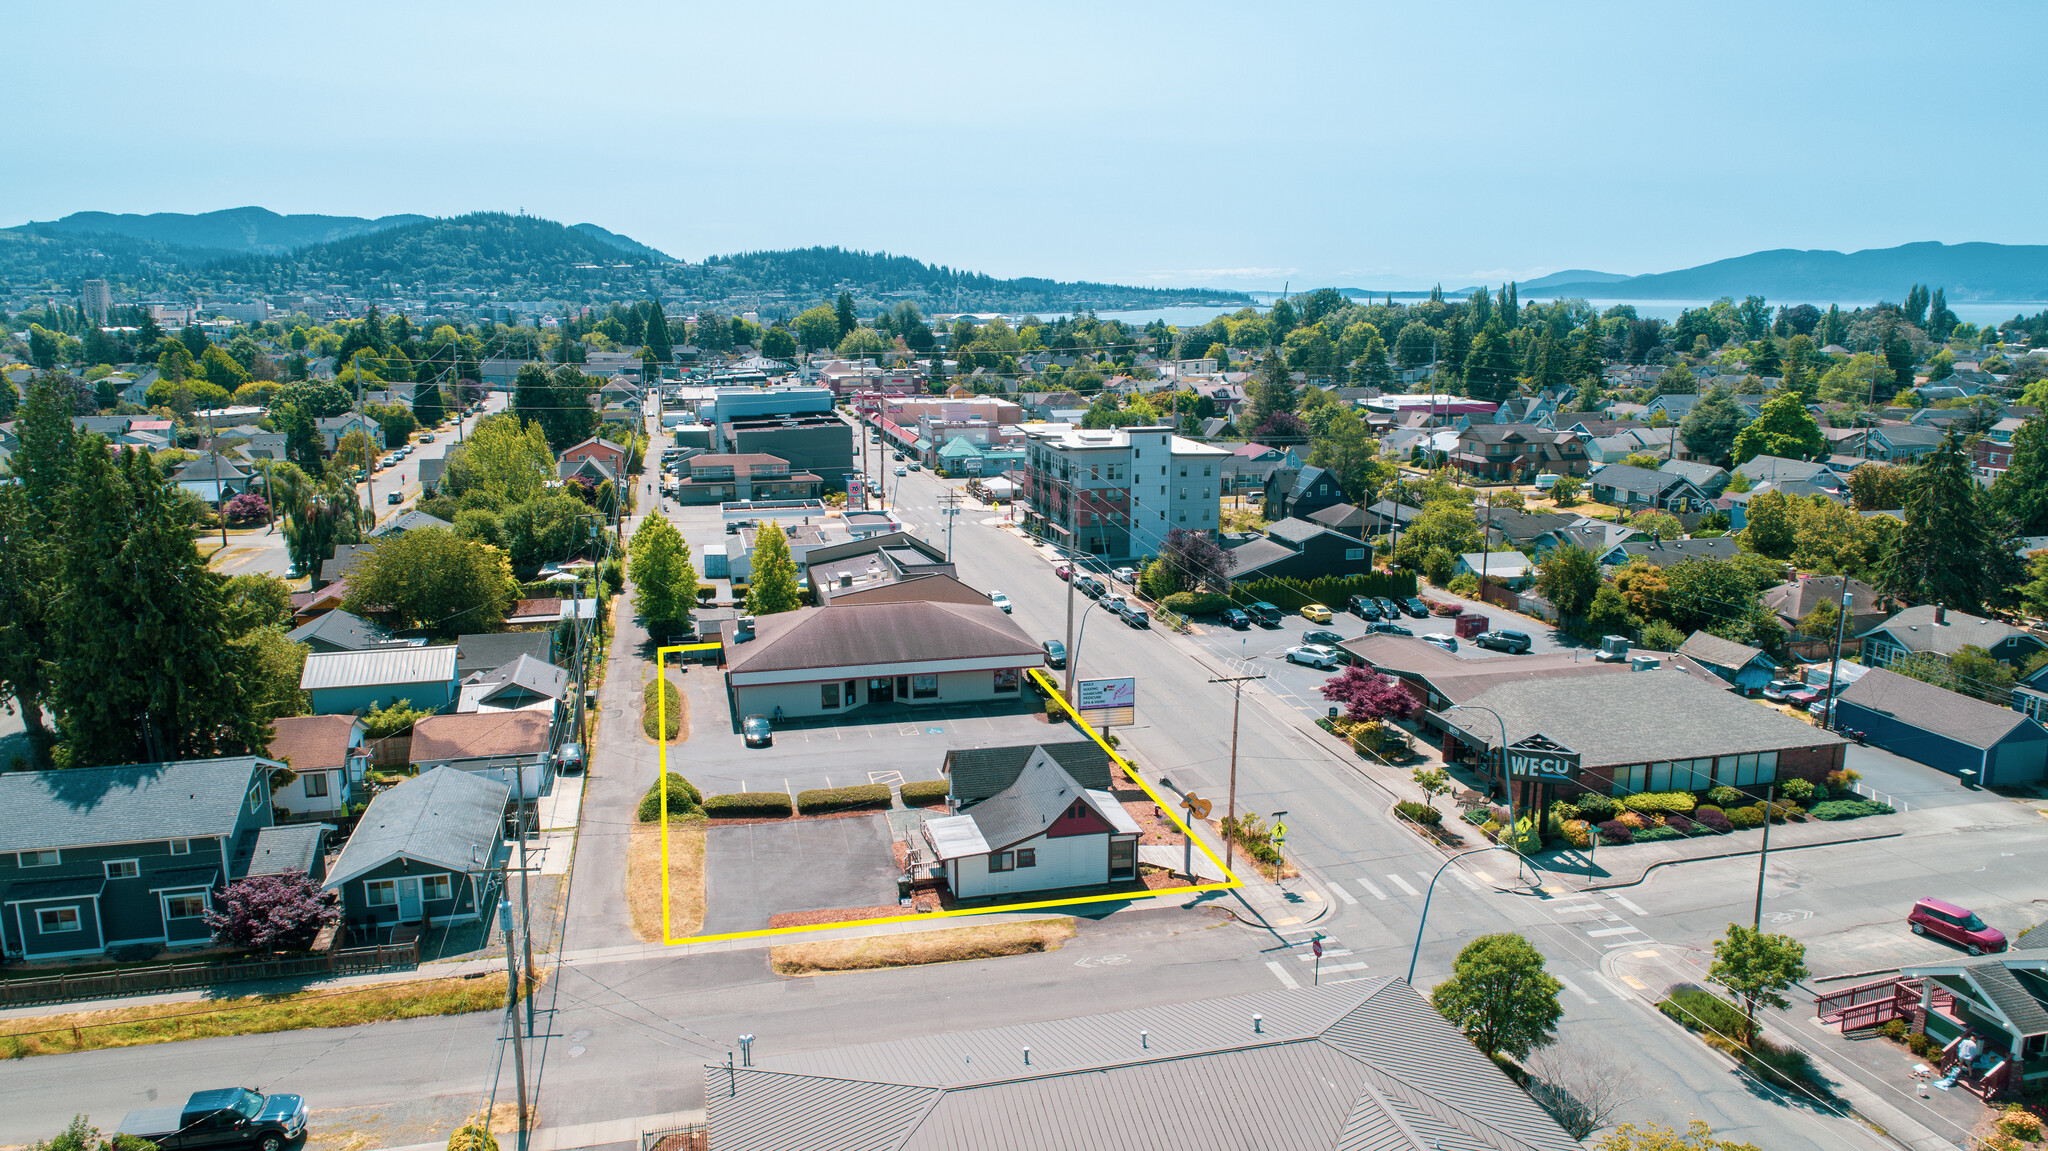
[922,748,1140,898]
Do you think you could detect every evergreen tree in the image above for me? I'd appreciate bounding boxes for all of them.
[1780,335,1816,401]
[0,378,75,765]
[642,298,673,363]
[1902,285,1929,328]
[412,380,447,429]
[1881,321,1916,393]
[834,292,857,339]
[1996,415,2048,535]
[1572,318,1605,384]
[1678,385,1745,466]
[1243,352,1298,430]
[1463,323,1516,403]
[1820,304,1848,348]
[1878,431,1995,613]
[1748,338,1781,378]
[744,522,803,615]
[54,447,267,766]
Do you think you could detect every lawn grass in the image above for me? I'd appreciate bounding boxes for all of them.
[627,819,705,941]
[769,918,1075,975]
[0,973,527,1058]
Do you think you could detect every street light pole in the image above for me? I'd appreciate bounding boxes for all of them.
[1445,703,1527,880]
[1822,586,1853,731]
[1209,673,1266,873]
[1751,781,1777,932]
[1066,598,1106,708]
[1407,844,1512,984]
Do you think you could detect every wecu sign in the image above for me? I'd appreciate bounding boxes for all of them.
[1505,734,1580,780]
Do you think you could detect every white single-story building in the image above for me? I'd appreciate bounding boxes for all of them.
[922,748,1140,899]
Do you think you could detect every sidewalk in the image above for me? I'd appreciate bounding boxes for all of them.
[370,1109,706,1151]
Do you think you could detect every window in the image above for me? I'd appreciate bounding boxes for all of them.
[1346,548,1366,561]
[1203,465,1212,477]
[912,674,939,699]
[304,773,329,798]
[36,906,81,934]
[248,785,264,814]
[1179,466,1188,477]
[365,880,397,906]
[19,849,59,868]
[993,669,1019,693]
[844,680,857,706]
[422,874,453,902]
[168,839,191,856]
[989,851,1014,872]
[1016,848,1037,868]
[104,859,140,880]
[821,682,841,709]
[165,893,208,919]
[1178,511,1186,522]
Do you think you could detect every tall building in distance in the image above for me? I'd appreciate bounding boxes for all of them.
[81,279,112,325]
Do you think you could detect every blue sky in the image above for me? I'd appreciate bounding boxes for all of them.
[10,1,2042,291]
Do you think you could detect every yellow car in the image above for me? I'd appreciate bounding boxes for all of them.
[1301,603,1333,623]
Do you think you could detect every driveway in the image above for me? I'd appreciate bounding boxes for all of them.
[701,814,901,933]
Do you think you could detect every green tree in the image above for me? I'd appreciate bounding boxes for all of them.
[1707,924,1808,1043]
[1739,489,1795,559]
[1242,352,1298,431]
[1429,932,1563,1059]
[1889,646,2016,703]
[235,625,311,723]
[629,514,699,631]
[743,522,803,615]
[836,327,888,359]
[411,380,447,430]
[342,528,519,634]
[834,291,858,338]
[1996,415,2048,535]
[1535,544,1600,616]
[0,377,78,763]
[642,298,674,363]
[500,491,597,567]
[1729,392,1824,463]
[1656,363,1697,395]
[794,306,841,353]
[512,363,599,452]
[221,574,295,635]
[2019,549,2048,620]
[1596,1120,1761,1151]
[759,326,798,361]
[1463,324,1517,403]
[444,414,555,507]
[1549,473,1583,506]
[1846,463,1909,512]
[1878,431,1996,613]
[1394,500,1483,571]
[1584,585,1632,636]
[1678,385,1745,466]
[1307,404,1392,503]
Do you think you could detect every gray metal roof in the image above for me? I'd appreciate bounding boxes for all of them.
[0,757,272,853]
[946,742,1110,806]
[287,609,405,652]
[1837,668,2038,750]
[300,645,459,692]
[324,766,508,888]
[707,982,1575,1151]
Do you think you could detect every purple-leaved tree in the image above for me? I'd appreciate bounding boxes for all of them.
[204,873,341,951]
[222,492,269,525]
[1158,527,1236,592]
[1319,665,1421,723]
[1253,411,1310,441]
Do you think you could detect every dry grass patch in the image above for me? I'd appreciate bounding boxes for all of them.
[627,819,705,941]
[0,972,527,1058]
[770,918,1075,975]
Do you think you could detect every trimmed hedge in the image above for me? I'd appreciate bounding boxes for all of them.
[900,779,950,807]
[1726,804,1766,830]
[1569,793,1618,821]
[1394,801,1443,827]
[1808,798,1895,821]
[795,784,893,815]
[1233,572,1418,613]
[1694,806,1734,832]
[1633,825,1683,843]
[1621,791,1696,815]
[637,772,703,821]
[1161,591,1236,616]
[704,791,795,818]
[642,677,681,740]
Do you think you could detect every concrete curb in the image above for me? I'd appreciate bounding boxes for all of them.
[1573,829,1905,891]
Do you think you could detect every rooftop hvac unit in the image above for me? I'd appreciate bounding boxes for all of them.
[1630,656,1660,671]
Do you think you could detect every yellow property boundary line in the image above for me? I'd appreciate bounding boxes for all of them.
[653,651,1242,945]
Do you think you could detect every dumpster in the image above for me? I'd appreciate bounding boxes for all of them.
[1455,613,1489,639]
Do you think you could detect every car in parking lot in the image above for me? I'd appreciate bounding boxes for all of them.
[1285,644,1344,669]
[1112,566,1139,583]
[1474,630,1532,653]
[1302,630,1349,649]
[1374,596,1402,618]
[1785,684,1821,706]
[1245,601,1284,626]
[1402,597,1430,618]
[1118,602,1150,628]
[1910,897,2006,955]
[742,714,774,748]
[1761,678,1800,701]
[989,591,1012,613]
[1042,639,1067,667]
[1300,603,1333,623]
[1347,595,1382,620]
[1222,608,1250,629]
[1420,633,1459,652]
[1369,620,1414,636]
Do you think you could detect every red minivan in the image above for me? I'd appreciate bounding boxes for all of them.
[1909,897,2007,955]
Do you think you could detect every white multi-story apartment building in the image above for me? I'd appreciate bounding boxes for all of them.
[1021,424,1227,559]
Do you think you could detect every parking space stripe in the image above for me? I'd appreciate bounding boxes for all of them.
[1356,877,1388,901]
[1264,960,1300,989]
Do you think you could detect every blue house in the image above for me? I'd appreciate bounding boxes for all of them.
[0,757,318,960]
[1834,668,2048,787]
[324,767,508,932]
[299,646,461,716]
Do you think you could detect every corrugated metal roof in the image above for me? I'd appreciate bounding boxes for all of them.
[300,645,458,691]
[923,814,987,861]
[705,1069,937,1151]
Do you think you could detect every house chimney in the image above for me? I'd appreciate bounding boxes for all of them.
[1935,604,1947,626]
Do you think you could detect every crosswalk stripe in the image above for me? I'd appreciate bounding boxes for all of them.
[1445,867,1482,892]
[1299,949,1353,960]
[1611,895,1649,916]
[1329,882,1358,906]
[1264,960,1300,989]
[1386,873,1421,897]
[1356,877,1388,900]
[1312,961,1370,974]
[1554,974,1598,1005]
[1586,926,1646,938]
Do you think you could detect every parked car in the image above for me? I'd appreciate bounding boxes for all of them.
[1374,596,1402,618]
[1475,630,1532,653]
[1347,595,1382,620]
[1100,594,1128,614]
[420,433,435,443]
[1302,630,1349,649]
[1369,621,1414,636]
[1300,603,1334,624]
[1785,685,1820,706]
[742,714,774,748]
[989,591,1012,613]
[386,491,403,504]
[908,462,922,471]
[1285,644,1343,669]
[1420,633,1459,652]
[118,1088,307,1151]
[893,452,906,461]
[1909,897,2007,955]
[1112,566,1139,583]
[1761,678,1798,701]
[1222,608,1251,629]
[1054,564,1072,581]
[1245,601,1284,626]
[1075,576,1106,598]
[1118,602,1150,628]
[555,742,584,772]
[894,465,908,476]
[1042,639,1067,668]
[1402,597,1430,618]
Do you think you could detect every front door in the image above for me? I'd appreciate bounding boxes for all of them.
[1108,836,1137,881]
[869,678,894,704]
[396,877,423,923]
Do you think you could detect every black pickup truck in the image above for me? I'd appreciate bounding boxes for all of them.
[117,1089,307,1151]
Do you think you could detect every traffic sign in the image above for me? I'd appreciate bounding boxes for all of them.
[1311,938,1323,958]
[1181,793,1213,819]
[1272,821,1287,844]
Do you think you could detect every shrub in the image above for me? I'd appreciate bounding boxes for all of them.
[1907,1030,1942,1058]
[1660,986,1750,1043]
[1664,813,1696,832]
[1764,800,1804,824]
[1462,809,1489,826]
[1999,1104,2043,1142]
[703,791,794,818]
[1825,767,1863,796]
[1779,778,1816,801]
[1634,825,1683,843]
[204,873,340,949]
[1708,786,1744,807]
[448,1120,500,1151]
[1621,791,1696,815]
[1807,798,1895,821]
[637,773,702,821]
[1876,1017,1908,1042]
[795,784,893,815]
[1570,793,1617,821]
[1694,807,1734,833]
[642,677,681,740]
[1559,820,1592,849]
[1161,591,1235,616]
[1448,573,1481,597]
[1395,801,1443,827]
[1480,818,1502,840]
[1617,811,1648,829]
[899,779,950,807]
[1597,820,1633,845]
[1726,805,1766,829]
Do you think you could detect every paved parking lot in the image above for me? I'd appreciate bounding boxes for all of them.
[701,814,902,933]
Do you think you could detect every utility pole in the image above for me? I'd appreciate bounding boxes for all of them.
[1209,672,1266,872]
[1751,782,1777,932]
[1061,538,1078,700]
[1823,586,1852,730]
[940,489,961,560]
[517,787,537,1036]
[500,899,529,1141]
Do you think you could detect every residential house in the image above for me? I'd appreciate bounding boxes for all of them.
[1527,517,1641,560]
[1584,427,1681,465]
[920,747,1140,899]
[1835,669,2048,787]
[1735,455,1843,491]
[1261,464,1347,521]
[560,436,630,479]
[299,646,461,716]
[452,631,554,679]
[410,711,555,799]
[1601,535,1746,568]
[702,981,1581,1151]
[1589,463,1714,513]
[370,510,455,538]
[317,543,379,590]
[172,455,250,504]
[316,412,382,453]
[456,654,569,716]
[1227,518,1374,581]
[1859,605,2047,671]
[1676,631,1780,693]
[720,600,1043,719]
[1861,424,1947,462]
[1304,501,1368,538]
[265,716,367,819]
[324,767,508,931]
[1360,500,1423,537]
[1762,575,1886,658]
[286,609,420,654]
[1478,508,1579,552]
[1453,550,1536,589]
[1658,458,1731,497]
[1215,441,1300,495]
[1448,424,1589,482]
[0,757,294,960]
[1890,953,2048,1099]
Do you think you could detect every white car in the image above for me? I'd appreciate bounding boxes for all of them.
[989,591,1012,613]
[1111,566,1139,583]
[1420,633,1459,652]
[894,465,907,476]
[1285,644,1342,669]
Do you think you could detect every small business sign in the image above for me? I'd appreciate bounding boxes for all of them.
[1505,733,1580,780]
[1077,677,1137,728]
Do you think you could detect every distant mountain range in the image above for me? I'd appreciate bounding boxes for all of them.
[1519,242,2048,303]
[12,207,430,256]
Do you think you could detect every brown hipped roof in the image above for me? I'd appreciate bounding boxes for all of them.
[411,711,552,761]
[267,715,360,772]
[723,601,1041,676]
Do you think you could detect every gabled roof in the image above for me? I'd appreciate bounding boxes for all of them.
[1306,502,1365,530]
[1761,575,1881,623]
[1609,536,1744,566]
[1457,551,1534,579]
[1589,463,1695,497]
[1481,508,1577,544]
[946,741,1113,806]
[371,510,455,537]
[1859,604,2032,656]
[1657,458,1729,488]
[324,766,509,888]
[564,436,629,455]
[463,654,569,703]
[1220,537,1299,576]
[1267,517,1338,546]
[268,715,362,772]
[174,454,249,481]
[299,645,459,692]
[287,608,406,652]
[411,710,553,762]
[1901,956,2048,1039]
[453,631,553,677]
[943,748,1136,854]
[0,757,274,853]
[239,824,330,879]
[1838,667,2042,750]
[1676,630,1773,673]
